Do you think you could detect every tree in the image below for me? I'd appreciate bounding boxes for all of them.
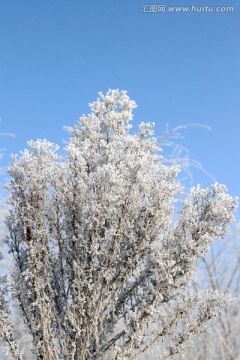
[0,126,27,359]
[0,90,238,359]
[182,226,240,360]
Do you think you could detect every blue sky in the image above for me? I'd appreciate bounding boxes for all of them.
[0,0,239,211]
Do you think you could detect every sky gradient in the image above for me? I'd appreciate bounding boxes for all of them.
[0,0,239,214]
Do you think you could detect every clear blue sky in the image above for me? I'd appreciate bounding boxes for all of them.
[0,1,239,209]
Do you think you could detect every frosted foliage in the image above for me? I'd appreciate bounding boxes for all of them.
[180,227,240,360]
[0,90,237,359]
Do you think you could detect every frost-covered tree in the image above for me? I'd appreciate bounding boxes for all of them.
[182,226,240,360]
[0,126,24,359]
[0,90,238,359]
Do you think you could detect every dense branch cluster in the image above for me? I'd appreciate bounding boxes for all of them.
[0,90,237,359]
[182,230,240,360]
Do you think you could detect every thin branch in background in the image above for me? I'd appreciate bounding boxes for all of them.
[0,118,15,174]
[157,122,215,186]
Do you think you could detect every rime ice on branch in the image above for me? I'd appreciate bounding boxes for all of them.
[2,90,238,359]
